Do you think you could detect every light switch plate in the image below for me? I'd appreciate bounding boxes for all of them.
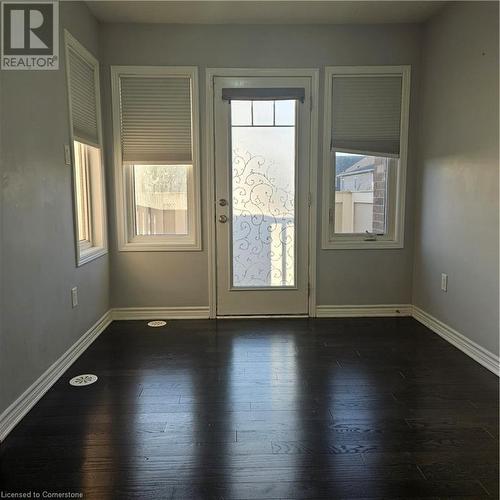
[441,273,448,292]
[64,144,71,165]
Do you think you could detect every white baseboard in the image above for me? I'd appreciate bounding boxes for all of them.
[316,304,412,318]
[111,306,210,320]
[0,310,112,442]
[412,306,499,376]
[217,315,309,319]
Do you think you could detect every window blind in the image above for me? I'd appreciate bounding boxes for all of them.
[222,87,305,102]
[119,77,192,164]
[332,75,403,156]
[67,47,99,147]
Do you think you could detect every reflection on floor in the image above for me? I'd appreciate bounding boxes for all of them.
[0,318,498,499]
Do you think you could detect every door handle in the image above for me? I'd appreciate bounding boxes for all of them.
[219,198,228,207]
[219,215,228,223]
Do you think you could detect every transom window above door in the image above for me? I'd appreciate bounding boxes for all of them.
[231,100,296,127]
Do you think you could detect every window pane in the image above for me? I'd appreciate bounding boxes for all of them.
[231,102,296,288]
[74,141,91,243]
[231,101,252,126]
[252,101,274,125]
[133,164,189,236]
[274,100,295,126]
[334,152,391,235]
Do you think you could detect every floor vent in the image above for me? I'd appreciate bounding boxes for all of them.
[69,374,98,386]
[148,320,167,328]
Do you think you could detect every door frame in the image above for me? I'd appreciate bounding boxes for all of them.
[205,68,319,318]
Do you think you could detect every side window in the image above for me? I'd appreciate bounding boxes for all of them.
[65,31,107,265]
[111,67,201,251]
[322,66,410,249]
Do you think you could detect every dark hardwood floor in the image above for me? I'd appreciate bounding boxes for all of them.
[1,317,498,499]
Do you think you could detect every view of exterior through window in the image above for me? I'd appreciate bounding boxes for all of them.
[334,152,391,235]
[230,99,296,288]
[72,139,106,261]
[132,164,189,236]
[74,141,92,245]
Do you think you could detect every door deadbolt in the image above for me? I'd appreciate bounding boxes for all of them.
[219,215,228,223]
[219,198,228,206]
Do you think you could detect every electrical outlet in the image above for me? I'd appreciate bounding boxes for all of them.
[71,287,78,308]
[441,273,448,292]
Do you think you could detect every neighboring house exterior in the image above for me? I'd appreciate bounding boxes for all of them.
[335,155,387,234]
[337,155,375,192]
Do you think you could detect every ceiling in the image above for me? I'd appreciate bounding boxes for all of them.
[86,1,446,25]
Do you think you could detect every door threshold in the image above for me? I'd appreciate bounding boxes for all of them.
[216,314,309,319]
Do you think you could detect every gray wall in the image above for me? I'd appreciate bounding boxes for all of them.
[99,23,423,308]
[0,2,109,415]
[414,2,499,355]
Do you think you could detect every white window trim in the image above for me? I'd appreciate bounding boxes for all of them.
[321,65,410,250]
[111,66,201,252]
[64,30,108,266]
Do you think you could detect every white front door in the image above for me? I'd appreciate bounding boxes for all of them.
[214,76,312,316]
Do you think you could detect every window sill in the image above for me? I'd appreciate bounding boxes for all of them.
[78,246,108,266]
[119,240,202,252]
[322,238,403,250]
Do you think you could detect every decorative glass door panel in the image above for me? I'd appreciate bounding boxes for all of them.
[214,76,311,316]
[231,100,296,288]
